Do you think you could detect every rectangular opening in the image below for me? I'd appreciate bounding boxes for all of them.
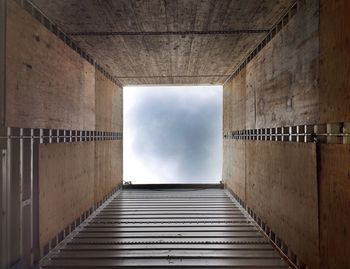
[123,85,223,185]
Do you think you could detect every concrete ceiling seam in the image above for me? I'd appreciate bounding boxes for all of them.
[113,75,231,78]
[67,30,271,36]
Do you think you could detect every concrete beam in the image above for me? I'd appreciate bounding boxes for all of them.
[0,1,6,267]
[0,0,6,126]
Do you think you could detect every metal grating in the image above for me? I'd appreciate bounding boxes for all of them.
[223,122,350,145]
[0,127,122,145]
[40,187,291,268]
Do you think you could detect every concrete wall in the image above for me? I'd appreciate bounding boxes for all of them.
[0,1,6,268]
[318,1,350,269]
[223,0,350,268]
[6,0,96,130]
[1,0,123,267]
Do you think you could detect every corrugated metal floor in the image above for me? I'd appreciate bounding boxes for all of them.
[40,187,290,268]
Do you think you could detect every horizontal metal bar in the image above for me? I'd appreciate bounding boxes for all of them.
[41,257,288,268]
[88,221,252,225]
[102,209,241,212]
[108,202,235,204]
[95,214,245,218]
[115,195,229,198]
[92,218,249,222]
[112,197,230,200]
[69,238,269,244]
[122,184,223,190]
[85,224,253,228]
[62,243,274,251]
[80,227,257,233]
[51,249,281,258]
[104,205,239,209]
[74,231,263,239]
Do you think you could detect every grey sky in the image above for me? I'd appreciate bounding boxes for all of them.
[123,86,222,184]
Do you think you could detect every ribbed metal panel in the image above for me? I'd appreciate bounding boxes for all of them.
[40,188,290,268]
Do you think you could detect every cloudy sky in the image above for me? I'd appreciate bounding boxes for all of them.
[123,85,222,184]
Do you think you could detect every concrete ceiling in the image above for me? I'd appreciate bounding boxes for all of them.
[32,0,293,86]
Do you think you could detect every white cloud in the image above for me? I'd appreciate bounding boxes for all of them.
[123,85,222,184]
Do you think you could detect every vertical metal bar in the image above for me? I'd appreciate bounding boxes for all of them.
[16,128,32,268]
[6,127,11,266]
[305,125,313,143]
[39,129,43,144]
[32,133,40,265]
[1,148,8,269]
[343,123,350,144]
[19,128,24,259]
[53,129,58,143]
[8,127,22,266]
[30,128,34,266]
[48,129,52,144]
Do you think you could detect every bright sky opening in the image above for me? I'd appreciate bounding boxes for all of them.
[123,85,222,184]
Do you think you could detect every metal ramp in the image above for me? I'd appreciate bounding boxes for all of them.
[40,186,290,268]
